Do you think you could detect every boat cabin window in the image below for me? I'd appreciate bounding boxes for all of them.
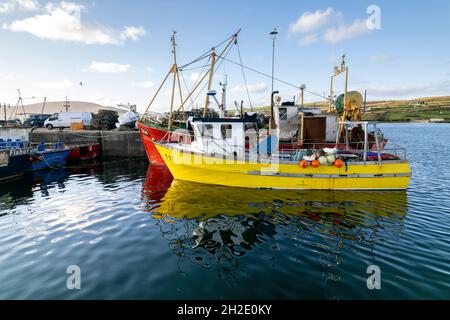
[221,124,232,139]
[49,113,58,121]
[201,124,213,138]
[279,108,287,120]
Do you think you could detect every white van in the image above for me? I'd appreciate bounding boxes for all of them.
[44,112,93,130]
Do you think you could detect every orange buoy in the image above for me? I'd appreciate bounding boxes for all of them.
[312,160,320,168]
[299,160,308,168]
[334,159,344,168]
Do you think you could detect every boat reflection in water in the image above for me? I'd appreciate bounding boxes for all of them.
[142,165,408,284]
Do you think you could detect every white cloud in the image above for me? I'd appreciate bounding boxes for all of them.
[289,8,339,34]
[2,1,146,45]
[32,79,74,90]
[299,33,318,46]
[146,67,154,73]
[323,19,371,44]
[369,54,392,62]
[0,0,39,13]
[132,81,155,88]
[121,26,146,41]
[88,61,130,74]
[366,80,450,99]
[289,7,376,45]
[231,82,268,94]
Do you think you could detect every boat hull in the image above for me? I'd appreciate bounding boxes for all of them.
[155,143,411,190]
[137,121,167,165]
[68,144,101,162]
[0,151,30,182]
[29,149,70,171]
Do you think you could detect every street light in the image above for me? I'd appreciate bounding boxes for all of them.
[270,28,278,130]
[300,84,306,108]
[270,28,278,97]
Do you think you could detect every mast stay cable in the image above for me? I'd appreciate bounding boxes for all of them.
[236,40,253,111]
[217,56,334,103]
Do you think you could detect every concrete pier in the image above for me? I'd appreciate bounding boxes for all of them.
[30,129,147,159]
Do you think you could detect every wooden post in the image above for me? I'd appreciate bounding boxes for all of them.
[168,64,177,131]
[203,49,216,118]
[300,112,305,146]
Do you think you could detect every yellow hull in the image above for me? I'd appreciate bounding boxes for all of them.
[155,144,411,190]
[152,179,408,221]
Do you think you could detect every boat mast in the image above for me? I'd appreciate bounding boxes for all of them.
[168,31,178,131]
[176,29,241,114]
[329,54,348,114]
[140,32,181,123]
[203,48,216,118]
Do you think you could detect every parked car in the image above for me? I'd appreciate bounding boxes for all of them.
[44,112,93,130]
[23,114,51,128]
[5,119,22,127]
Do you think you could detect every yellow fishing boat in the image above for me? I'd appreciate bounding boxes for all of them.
[151,48,411,191]
[154,119,411,191]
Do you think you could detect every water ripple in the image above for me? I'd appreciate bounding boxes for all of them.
[0,126,449,299]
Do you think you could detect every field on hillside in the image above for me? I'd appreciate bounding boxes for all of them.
[248,96,450,122]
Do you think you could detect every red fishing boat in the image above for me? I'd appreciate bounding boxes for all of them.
[137,122,167,164]
[138,30,239,164]
[67,143,101,162]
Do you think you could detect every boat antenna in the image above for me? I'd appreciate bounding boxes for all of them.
[220,75,228,113]
[168,30,178,131]
[140,31,185,124]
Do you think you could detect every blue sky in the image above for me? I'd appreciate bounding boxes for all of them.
[0,0,449,112]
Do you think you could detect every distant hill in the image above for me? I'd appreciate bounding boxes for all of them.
[5,101,125,120]
[248,96,450,122]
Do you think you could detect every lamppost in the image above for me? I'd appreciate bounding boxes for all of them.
[270,28,278,130]
[300,84,306,108]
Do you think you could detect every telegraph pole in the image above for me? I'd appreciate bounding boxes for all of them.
[63,96,70,112]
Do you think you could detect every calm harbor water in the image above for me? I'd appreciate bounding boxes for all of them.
[0,123,449,299]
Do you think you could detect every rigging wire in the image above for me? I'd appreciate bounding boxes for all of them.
[179,54,212,111]
[180,71,196,110]
[217,56,334,102]
[180,64,212,72]
[236,40,253,111]
[185,39,236,111]
[178,32,237,71]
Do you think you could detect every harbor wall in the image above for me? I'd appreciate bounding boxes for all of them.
[30,129,147,159]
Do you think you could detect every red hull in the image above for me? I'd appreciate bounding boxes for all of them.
[137,121,168,165]
[68,144,101,162]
